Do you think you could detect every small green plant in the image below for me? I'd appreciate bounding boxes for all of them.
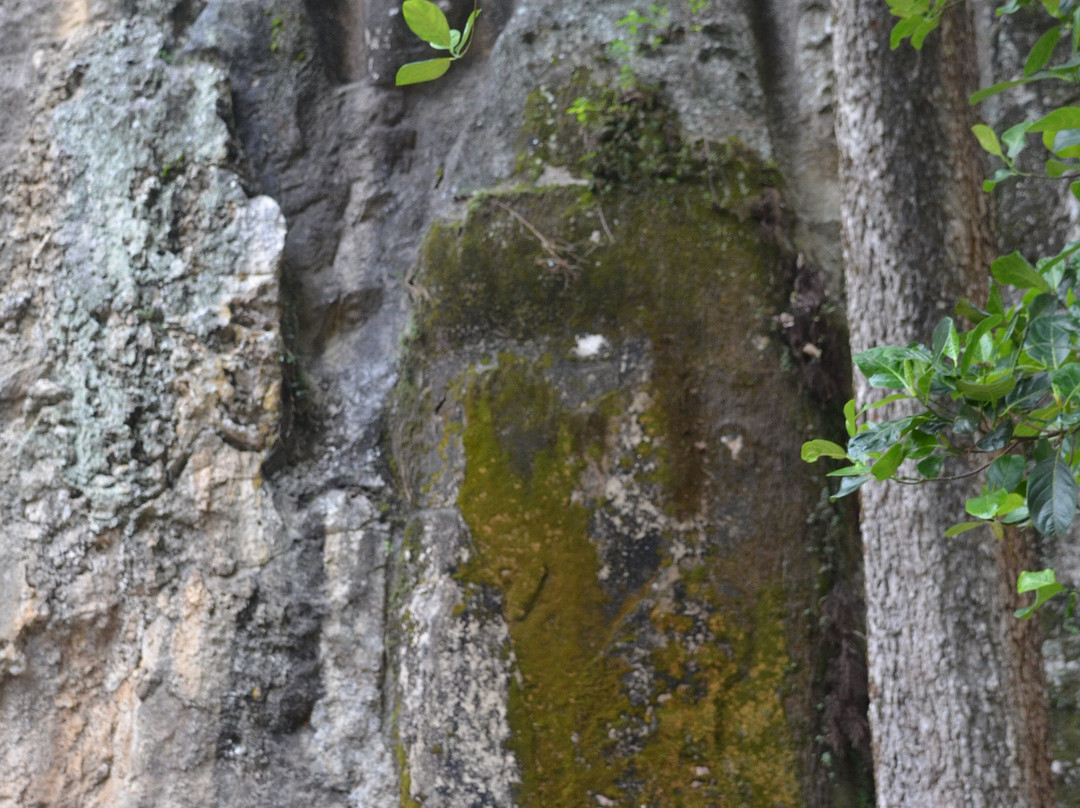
[267,12,285,53]
[805,0,1080,620]
[606,1,709,87]
[395,0,481,86]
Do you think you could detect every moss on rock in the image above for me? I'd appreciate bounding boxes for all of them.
[392,75,864,808]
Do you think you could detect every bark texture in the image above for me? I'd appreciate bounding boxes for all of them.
[832,1,1052,805]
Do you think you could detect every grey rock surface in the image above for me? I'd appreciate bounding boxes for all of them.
[0,0,878,806]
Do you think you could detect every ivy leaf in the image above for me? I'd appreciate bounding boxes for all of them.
[395,57,453,86]
[801,439,848,462]
[1027,450,1077,536]
[402,0,452,48]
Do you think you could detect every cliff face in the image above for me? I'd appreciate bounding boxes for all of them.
[0,1,869,806]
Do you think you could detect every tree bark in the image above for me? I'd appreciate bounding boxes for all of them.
[832,1,1052,804]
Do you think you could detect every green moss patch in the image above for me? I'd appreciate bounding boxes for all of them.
[394,71,857,807]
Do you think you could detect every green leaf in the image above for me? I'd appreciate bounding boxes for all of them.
[827,464,872,477]
[988,453,1026,492]
[917,454,944,478]
[1002,505,1030,524]
[855,346,930,390]
[1019,568,1060,593]
[801,439,848,462]
[932,316,960,364]
[955,297,989,323]
[395,57,453,86]
[1025,25,1062,77]
[970,77,1040,104]
[1030,107,1080,152]
[999,492,1028,515]
[1054,128,1080,158]
[967,489,1009,519]
[1052,362,1080,405]
[959,313,1003,374]
[844,399,858,438]
[449,28,461,52]
[1002,121,1034,159]
[909,17,939,49]
[966,489,1023,520]
[975,419,1014,451]
[972,124,1004,157]
[866,392,911,410]
[890,17,922,49]
[1027,450,1078,536]
[945,521,986,537]
[831,474,870,500]
[991,251,1053,293]
[402,0,452,47]
[461,7,481,52]
[846,416,916,463]
[1047,158,1077,177]
[1071,180,1080,202]
[984,167,1016,192]
[1015,569,1066,618]
[871,442,906,481]
[1026,315,1075,368]
[956,374,1018,402]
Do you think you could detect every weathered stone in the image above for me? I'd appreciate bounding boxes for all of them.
[0,1,874,806]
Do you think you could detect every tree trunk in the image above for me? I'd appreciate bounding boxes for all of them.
[832,1,1052,804]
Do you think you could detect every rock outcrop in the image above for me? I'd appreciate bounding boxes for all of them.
[0,1,871,806]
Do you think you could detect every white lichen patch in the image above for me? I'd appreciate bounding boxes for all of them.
[571,334,609,360]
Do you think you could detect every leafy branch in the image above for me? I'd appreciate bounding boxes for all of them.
[804,0,1080,620]
[395,0,480,86]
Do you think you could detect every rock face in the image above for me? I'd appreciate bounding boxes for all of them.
[0,0,872,806]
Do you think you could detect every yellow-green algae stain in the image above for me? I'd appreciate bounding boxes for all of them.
[420,176,784,519]
[399,80,834,807]
[454,356,803,806]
